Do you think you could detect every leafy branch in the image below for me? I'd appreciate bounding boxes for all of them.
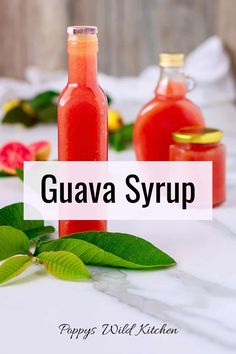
[2,91,113,127]
[0,202,176,285]
[2,91,59,127]
[109,123,134,152]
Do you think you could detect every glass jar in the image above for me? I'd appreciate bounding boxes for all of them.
[169,127,226,207]
[133,53,205,161]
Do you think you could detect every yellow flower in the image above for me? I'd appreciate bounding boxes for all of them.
[108,109,123,133]
[2,99,21,113]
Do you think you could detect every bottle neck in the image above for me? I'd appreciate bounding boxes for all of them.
[155,67,187,99]
[67,34,98,86]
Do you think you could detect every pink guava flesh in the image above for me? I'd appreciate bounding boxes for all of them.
[28,140,51,161]
[0,142,34,175]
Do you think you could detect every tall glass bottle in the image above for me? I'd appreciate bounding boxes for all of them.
[134,53,205,161]
[58,26,107,237]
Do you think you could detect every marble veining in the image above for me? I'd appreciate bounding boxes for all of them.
[93,267,236,352]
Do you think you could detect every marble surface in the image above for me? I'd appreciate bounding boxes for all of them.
[0,102,236,354]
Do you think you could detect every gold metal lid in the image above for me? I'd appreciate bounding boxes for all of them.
[159,53,184,67]
[172,127,223,144]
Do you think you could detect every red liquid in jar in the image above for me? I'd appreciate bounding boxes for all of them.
[170,142,226,207]
[134,66,205,161]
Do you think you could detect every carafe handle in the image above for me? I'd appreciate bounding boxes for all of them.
[185,75,195,92]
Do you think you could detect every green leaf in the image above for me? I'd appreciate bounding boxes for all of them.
[109,123,133,151]
[0,255,32,284]
[106,93,112,105]
[16,168,24,181]
[0,226,30,261]
[37,103,57,123]
[2,106,36,127]
[26,226,55,239]
[0,202,55,240]
[28,91,59,111]
[0,171,14,178]
[36,231,176,269]
[37,251,91,280]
